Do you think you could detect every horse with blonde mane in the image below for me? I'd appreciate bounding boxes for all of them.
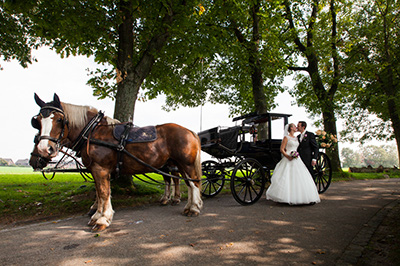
[30,93,203,231]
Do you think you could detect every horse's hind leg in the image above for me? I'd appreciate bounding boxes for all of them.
[181,172,203,216]
[181,150,203,216]
[88,165,114,232]
[183,179,202,216]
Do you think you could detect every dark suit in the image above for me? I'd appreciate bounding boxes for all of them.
[297,131,319,178]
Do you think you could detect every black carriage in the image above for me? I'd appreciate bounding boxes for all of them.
[198,112,332,205]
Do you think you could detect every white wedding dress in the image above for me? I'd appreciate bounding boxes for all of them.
[266,135,321,205]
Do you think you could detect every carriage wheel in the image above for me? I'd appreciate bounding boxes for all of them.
[201,160,225,198]
[313,152,332,193]
[230,158,266,205]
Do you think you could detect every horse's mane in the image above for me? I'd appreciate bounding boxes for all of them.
[61,102,119,128]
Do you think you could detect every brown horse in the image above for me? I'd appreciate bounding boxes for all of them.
[30,93,203,231]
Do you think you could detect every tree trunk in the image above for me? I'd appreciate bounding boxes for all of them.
[112,0,136,188]
[307,65,342,172]
[322,107,341,172]
[112,0,175,187]
[250,1,269,140]
[381,12,400,166]
[285,0,343,173]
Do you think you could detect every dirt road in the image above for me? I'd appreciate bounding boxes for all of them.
[1,178,399,265]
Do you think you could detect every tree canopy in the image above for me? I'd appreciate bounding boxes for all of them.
[341,145,399,168]
[341,0,400,161]
[3,0,400,167]
[0,3,38,69]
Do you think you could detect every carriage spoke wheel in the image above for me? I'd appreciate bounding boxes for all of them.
[313,152,332,194]
[230,158,266,205]
[201,160,225,198]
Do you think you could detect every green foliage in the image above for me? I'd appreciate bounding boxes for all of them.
[340,0,400,143]
[0,3,38,68]
[341,145,399,168]
[285,0,354,118]
[143,0,289,115]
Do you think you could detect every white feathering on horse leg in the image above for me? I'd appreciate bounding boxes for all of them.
[89,210,102,226]
[91,197,114,227]
[184,183,193,212]
[189,181,203,214]
[100,197,114,226]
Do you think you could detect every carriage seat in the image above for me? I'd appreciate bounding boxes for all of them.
[113,124,157,143]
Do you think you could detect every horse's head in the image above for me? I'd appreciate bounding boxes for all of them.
[31,93,69,160]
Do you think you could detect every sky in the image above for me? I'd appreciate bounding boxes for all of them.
[0,47,323,162]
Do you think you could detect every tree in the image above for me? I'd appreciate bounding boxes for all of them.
[281,0,353,172]
[340,0,400,165]
[4,0,199,187]
[144,0,289,139]
[341,145,399,168]
[6,0,198,122]
[0,3,37,69]
[340,147,361,168]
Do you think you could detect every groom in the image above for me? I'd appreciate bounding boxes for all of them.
[297,121,319,178]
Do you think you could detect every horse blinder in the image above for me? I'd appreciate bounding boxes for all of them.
[31,116,40,130]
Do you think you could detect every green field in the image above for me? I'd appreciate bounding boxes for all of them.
[0,167,166,225]
[1,166,399,226]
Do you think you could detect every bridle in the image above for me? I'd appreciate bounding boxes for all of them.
[31,106,69,148]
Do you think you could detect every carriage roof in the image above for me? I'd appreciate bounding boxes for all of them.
[232,112,292,125]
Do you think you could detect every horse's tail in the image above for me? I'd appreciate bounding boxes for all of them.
[191,130,203,182]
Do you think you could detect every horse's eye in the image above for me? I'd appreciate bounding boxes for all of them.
[57,118,63,123]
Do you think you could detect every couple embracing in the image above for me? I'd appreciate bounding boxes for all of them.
[266,121,321,205]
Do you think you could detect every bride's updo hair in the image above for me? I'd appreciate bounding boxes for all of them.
[288,123,296,133]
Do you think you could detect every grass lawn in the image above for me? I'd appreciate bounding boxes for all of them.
[1,166,399,226]
[0,166,167,225]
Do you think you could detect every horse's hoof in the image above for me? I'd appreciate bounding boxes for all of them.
[187,211,199,217]
[182,210,199,217]
[88,219,96,226]
[171,199,181,206]
[160,199,169,206]
[92,224,107,232]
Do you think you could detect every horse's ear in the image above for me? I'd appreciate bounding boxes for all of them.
[53,93,62,109]
[34,93,46,107]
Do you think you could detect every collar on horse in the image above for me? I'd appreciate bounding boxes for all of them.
[71,111,105,154]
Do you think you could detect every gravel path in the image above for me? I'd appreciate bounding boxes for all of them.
[1,178,399,265]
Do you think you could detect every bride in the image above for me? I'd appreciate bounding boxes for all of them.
[266,123,320,205]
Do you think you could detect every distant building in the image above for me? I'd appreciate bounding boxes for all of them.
[2,158,15,166]
[15,159,29,166]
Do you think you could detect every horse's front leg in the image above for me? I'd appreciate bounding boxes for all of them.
[88,165,114,232]
[160,176,172,205]
[171,175,181,205]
